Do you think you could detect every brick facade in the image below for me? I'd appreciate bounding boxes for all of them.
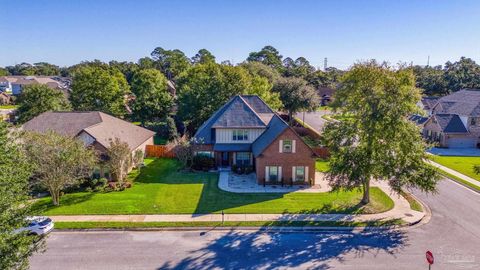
[255,128,315,185]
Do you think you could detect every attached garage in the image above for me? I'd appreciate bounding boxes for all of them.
[446,137,476,148]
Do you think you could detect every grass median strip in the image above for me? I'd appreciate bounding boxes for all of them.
[436,168,480,192]
[400,191,422,212]
[54,219,405,229]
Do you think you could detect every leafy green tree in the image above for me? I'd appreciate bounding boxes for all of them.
[283,57,315,78]
[241,61,281,83]
[273,77,319,124]
[106,138,132,185]
[412,65,448,96]
[192,49,216,64]
[16,84,71,123]
[130,69,173,125]
[165,116,178,140]
[0,122,43,270]
[32,62,61,76]
[23,131,97,205]
[444,57,480,92]
[177,63,282,131]
[6,63,36,76]
[150,47,191,80]
[0,67,9,76]
[138,57,156,70]
[109,61,139,83]
[70,65,130,117]
[247,45,284,71]
[323,61,438,204]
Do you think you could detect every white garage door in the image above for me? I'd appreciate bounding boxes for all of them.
[447,137,476,148]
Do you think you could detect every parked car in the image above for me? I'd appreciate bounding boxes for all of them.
[15,216,54,235]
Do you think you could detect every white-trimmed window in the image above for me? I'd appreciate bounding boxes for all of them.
[283,140,292,152]
[233,130,249,141]
[236,152,250,166]
[294,166,305,181]
[268,166,279,182]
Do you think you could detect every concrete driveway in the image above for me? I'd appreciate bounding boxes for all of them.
[428,147,480,157]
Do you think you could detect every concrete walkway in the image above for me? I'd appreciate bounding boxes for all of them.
[218,171,331,193]
[427,159,480,187]
[49,179,424,225]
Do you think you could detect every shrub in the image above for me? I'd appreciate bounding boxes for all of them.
[166,116,178,140]
[192,155,215,171]
[98,177,108,187]
[85,187,93,192]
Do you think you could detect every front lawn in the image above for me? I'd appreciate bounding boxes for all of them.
[429,155,480,182]
[316,160,330,172]
[34,158,393,215]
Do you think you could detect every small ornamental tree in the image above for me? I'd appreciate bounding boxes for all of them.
[132,149,144,168]
[106,138,132,184]
[22,131,97,206]
[173,136,194,169]
[323,61,439,204]
[0,122,44,270]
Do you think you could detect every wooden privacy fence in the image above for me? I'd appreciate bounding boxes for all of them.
[312,147,330,159]
[145,145,176,158]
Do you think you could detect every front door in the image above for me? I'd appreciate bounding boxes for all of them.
[221,152,229,166]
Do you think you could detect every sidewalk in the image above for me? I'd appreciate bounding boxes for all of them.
[426,159,480,188]
[49,180,425,225]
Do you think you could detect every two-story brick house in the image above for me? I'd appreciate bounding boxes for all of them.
[193,95,316,185]
[422,89,480,148]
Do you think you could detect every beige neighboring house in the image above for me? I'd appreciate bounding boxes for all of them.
[22,111,155,156]
[422,89,480,148]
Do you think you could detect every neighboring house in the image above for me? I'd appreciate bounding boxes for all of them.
[417,96,440,116]
[0,75,69,95]
[22,111,155,155]
[422,89,480,148]
[194,95,316,185]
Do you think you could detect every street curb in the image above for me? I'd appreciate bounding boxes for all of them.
[404,192,431,230]
[441,173,480,194]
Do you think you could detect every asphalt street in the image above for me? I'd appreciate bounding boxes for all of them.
[30,178,480,270]
[295,111,329,132]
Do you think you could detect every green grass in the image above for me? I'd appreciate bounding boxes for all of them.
[34,158,394,215]
[54,219,404,229]
[316,160,330,172]
[0,104,17,109]
[429,155,480,182]
[154,135,167,145]
[435,167,480,192]
[400,191,422,212]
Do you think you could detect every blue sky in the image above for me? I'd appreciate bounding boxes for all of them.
[2,0,480,69]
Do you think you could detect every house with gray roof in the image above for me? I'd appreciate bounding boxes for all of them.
[194,95,315,185]
[22,111,155,155]
[422,89,480,148]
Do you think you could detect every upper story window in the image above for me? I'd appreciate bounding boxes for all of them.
[471,118,476,126]
[233,129,249,141]
[283,140,292,152]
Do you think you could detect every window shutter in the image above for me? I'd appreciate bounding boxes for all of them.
[265,166,269,181]
[292,166,296,181]
[279,140,283,153]
[278,166,282,181]
[292,140,296,153]
[249,153,253,165]
[305,166,309,183]
[232,152,236,165]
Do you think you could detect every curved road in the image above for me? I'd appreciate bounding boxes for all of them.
[30,178,480,270]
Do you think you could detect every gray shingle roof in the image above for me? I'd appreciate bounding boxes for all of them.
[434,114,468,133]
[22,111,155,151]
[434,89,480,116]
[421,97,439,110]
[194,95,274,144]
[251,114,289,157]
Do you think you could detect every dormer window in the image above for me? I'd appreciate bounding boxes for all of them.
[233,129,248,141]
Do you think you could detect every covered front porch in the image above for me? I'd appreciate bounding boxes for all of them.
[213,143,254,168]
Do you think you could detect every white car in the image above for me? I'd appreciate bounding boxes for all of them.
[15,216,54,236]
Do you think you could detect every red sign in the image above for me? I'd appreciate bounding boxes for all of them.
[426,251,434,265]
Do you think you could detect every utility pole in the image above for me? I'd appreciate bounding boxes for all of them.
[427,55,430,67]
[324,57,328,71]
